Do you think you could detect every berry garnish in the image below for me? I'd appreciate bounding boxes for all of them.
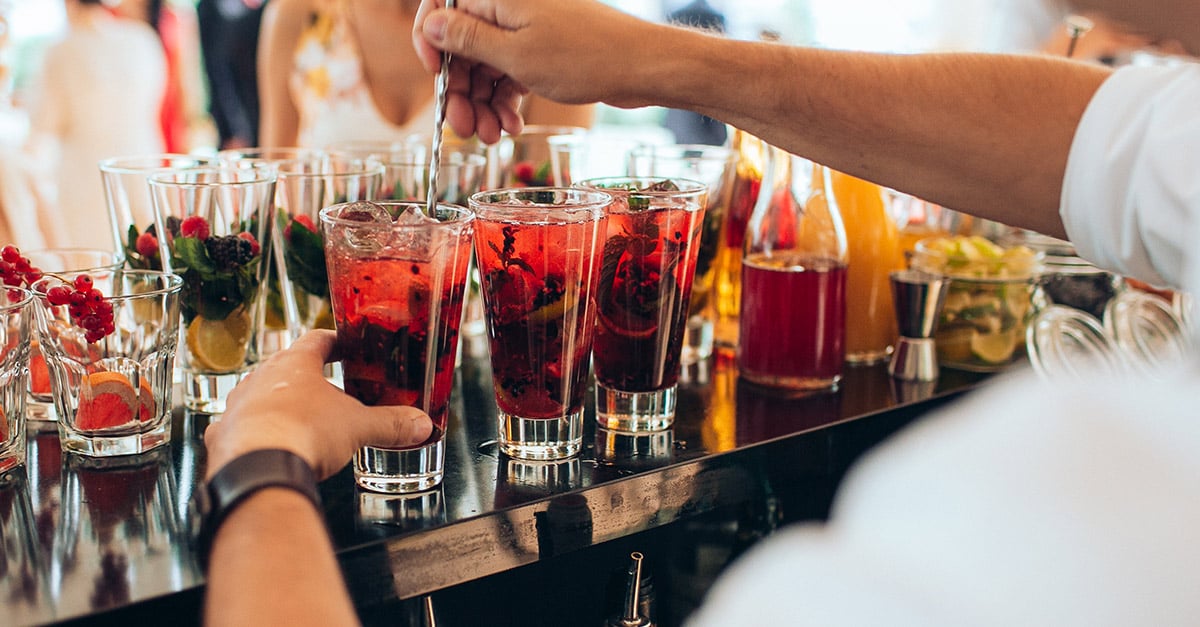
[135,231,159,258]
[286,214,317,238]
[237,231,261,256]
[170,217,264,326]
[180,215,211,240]
[1,244,115,342]
[512,161,536,185]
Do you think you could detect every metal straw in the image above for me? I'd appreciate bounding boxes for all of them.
[426,0,457,217]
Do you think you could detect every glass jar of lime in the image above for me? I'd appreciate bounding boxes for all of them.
[912,235,1043,372]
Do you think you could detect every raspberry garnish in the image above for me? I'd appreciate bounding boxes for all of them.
[1,244,115,342]
[180,215,211,240]
[135,231,159,258]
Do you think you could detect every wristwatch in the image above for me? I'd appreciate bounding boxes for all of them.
[188,448,322,572]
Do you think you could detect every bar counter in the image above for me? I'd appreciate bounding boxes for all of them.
[0,336,987,626]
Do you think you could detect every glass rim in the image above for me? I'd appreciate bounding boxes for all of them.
[319,201,475,230]
[275,159,387,179]
[216,146,328,163]
[499,124,588,140]
[572,176,708,197]
[374,152,487,168]
[627,143,735,161]
[912,239,1045,282]
[146,163,277,187]
[325,136,423,151]
[31,270,184,300]
[1,287,33,312]
[98,153,219,174]
[469,187,612,212]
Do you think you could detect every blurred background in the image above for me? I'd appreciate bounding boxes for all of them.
[0,0,1127,154]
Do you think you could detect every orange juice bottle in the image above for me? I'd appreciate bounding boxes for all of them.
[830,170,905,364]
[712,128,767,352]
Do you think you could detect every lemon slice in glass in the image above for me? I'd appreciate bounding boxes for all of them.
[187,307,252,372]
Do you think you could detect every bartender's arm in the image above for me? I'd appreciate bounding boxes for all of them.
[412,0,1111,241]
[202,331,432,626]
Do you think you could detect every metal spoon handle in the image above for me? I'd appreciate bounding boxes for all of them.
[426,0,457,216]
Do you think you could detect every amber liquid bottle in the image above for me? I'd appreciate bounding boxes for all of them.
[711,128,767,352]
[830,170,905,364]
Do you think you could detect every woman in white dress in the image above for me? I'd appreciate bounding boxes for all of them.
[258,0,593,149]
[27,0,166,250]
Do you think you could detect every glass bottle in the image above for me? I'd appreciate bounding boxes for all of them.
[712,127,767,353]
[830,170,905,364]
[737,147,848,391]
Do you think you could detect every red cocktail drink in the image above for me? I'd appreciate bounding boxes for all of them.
[322,201,474,492]
[576,177,707,432]
[470,188,609,460]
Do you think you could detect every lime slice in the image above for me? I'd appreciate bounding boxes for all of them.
[970,328,1017,364]
[935,326,975,364]
[967,235,1003,260]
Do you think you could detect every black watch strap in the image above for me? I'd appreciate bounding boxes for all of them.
[191,449,322,572]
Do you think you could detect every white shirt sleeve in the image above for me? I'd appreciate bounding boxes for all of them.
[686,364,1200,626]
[1060,64,1200,292]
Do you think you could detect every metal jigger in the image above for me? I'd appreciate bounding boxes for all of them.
[889,269,950,381]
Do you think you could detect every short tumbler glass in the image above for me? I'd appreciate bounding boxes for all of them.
[322,201,474,493]
[469,188,610,460]
[1,288,32,473]
[21,249,122,424]
[32,270,183,457]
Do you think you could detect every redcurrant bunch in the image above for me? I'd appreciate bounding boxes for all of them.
[45,275,116,343]
[1,244,115,342]
[1,244,44,302]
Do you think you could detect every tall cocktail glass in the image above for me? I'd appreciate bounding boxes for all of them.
[488,126,586,188]
[148,164,275,414]
[0,288,32,474]
[99,154,218,270]
[218,147,337,354]
[322,201,474,493]
[546,133,647,186]
[574,177,707,432]
[627,145,735,364]
[21,249,122,425]
[268,155,383,353]
[469,188,610,459]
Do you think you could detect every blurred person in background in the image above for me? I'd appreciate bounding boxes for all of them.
[26,0,165,249]
[257,0,594,150]
[661,0,728,146]
[115,0,210,152]
[197,0,266,150]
